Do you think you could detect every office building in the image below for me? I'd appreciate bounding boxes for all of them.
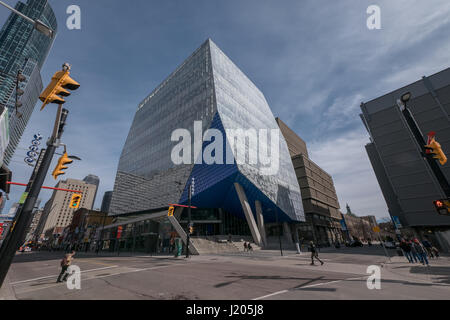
[276,118,344,246]
[83,174,100,204]
[38,178,97,239]
[108,39,304,252]
[101,191,113,213]
[360,67,450,251]
[0,0,57,166]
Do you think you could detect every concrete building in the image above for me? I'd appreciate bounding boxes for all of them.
[276,118,344,246]
[24,207,43,242]
[38,178,97,239]
[61,208,113,251]
[360,67,450,251]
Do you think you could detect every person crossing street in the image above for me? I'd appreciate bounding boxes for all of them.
[309,241,324,265]
[57,251,76,283]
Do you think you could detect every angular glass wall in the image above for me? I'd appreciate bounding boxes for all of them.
[110,41,216,214]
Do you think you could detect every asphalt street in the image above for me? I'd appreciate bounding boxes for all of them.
[3,246,450,300]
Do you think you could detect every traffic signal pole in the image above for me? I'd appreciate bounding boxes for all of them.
[0,105,68,287]
[185,184,192,258]
[399,102,450,198]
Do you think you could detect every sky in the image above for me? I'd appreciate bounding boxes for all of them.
[1,0,450,219]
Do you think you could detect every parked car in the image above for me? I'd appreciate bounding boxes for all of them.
[350,240,363,247]
[383,241,397,249]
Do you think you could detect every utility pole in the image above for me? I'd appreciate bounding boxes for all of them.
[275,207,283,256]
[185,180,192,258]
[0,107,67,286]
[397,93,450,198]
[0,63,79,287]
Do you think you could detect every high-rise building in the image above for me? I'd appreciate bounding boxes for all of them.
[360,67,450,252]
[38,178,98,238]
[83,174,100,204]
[0,0,57,166]
[276,118,343,245]
[100,191,113,213]
[109,39,304,246]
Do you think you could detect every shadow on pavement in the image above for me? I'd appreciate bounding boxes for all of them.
[11,251,177,264]
[409,266,450,285]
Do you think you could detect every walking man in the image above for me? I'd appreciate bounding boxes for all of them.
[412,239,429,266]
[309,241,324,265]
[400,239,414,263]
[57,251,76,283]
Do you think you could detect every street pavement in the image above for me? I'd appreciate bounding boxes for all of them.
[2,245,450,300]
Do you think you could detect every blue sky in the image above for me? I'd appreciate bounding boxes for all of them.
[1,0,450,218]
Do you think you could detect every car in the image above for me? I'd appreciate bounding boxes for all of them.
[350,240,363,247]
[383,241,397,249]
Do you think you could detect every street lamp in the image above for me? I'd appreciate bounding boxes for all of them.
[0,0,54,38]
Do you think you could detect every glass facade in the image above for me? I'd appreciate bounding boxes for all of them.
[110,39,305,224]
[0,0,57,165]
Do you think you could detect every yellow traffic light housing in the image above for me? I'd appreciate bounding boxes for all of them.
[52,152,73,179]
[70,194,82,209]
[433,199,450,215]
[167,206,174,217]
[425,137,447,165]
[39,66,80,110]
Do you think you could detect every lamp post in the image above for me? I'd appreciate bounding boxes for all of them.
[0,0,54,38]
[269,207,283,256]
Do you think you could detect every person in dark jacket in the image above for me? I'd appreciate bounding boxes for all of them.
[412,239,429,266]
[400,240,413,263]
[309,241,324,265]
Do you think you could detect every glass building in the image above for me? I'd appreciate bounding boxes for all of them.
[110,39,304,240]
[0,0,57,166]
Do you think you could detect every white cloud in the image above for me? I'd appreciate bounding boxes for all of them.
[308,128,389,218]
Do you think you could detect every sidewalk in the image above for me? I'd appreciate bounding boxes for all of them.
[382,255,450,286]
[0,273,17,300]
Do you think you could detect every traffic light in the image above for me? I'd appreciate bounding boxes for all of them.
[69,194,82,209]
[167,206,174,217]
[39,65,80,110]
[433,199,450,215]
[425,135,447,165]
[52,152,73,179]
[189,226,194,234]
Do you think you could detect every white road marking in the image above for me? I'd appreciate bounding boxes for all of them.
[252,276,367,300]
[11,265,119,285]
[15,261,203,294]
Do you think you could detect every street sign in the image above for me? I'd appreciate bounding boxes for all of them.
[372,226,381,233]
[167,206,174,217]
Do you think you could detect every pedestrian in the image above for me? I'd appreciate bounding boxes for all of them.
[412,239,429,266]
[408,239,419,263]
[422,239,434,258]
[57,251,76,283]
[247,243,253,252]
[431,246,440,259]
[309,241,324,265]
[399,239,414,263]
[243,242,248,252]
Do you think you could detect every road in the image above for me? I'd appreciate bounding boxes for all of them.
[3,246,450,300]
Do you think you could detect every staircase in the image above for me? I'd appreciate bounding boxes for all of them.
[190,236,261,255]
